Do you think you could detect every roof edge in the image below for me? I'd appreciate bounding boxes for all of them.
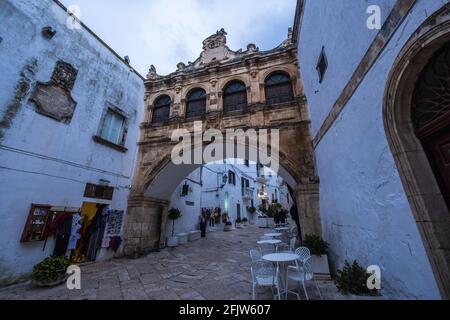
[52,0,145,81]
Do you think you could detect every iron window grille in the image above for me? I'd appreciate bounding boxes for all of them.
[223,81,247,112]
[152,95,171,124]
[265,72,294,105]
[186,89,207,119]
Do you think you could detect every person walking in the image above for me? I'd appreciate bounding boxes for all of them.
[290,201,302,244]
[199,211,207,238]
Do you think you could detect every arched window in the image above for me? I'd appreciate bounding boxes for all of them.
[412,43,450,132]
[264,72,294,105]
[152,95,171,124]
[223,81,247,113]
[186,89,207,118]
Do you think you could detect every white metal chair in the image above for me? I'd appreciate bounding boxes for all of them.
[259,243,276,255]
[287,246,311,274]
[294,247,311,262]
[250,249,262,262]
[251,261,281,300]
[277,237,297,253]
[286,256,322,300]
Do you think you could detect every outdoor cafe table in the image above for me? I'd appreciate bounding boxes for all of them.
[275,227,289,231]
[257,240,282,245]
[264,233,282,238]
[262,253,300,300]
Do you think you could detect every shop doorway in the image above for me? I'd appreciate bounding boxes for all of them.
[70,202,108,263]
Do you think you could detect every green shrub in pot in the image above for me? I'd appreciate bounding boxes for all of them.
[32,256,70,285]
[303,234,329,255]
[335,260,380,296]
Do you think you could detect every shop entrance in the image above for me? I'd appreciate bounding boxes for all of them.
[70,202,108,263]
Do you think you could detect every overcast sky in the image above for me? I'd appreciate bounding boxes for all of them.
[59,0,297,76]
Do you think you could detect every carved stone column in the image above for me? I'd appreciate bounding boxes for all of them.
[122,195,169,258]
[294,181,321,238]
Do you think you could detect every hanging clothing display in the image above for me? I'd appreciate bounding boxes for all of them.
[67,213,82,250]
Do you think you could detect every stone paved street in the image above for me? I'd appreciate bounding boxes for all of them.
[0,225,340,300]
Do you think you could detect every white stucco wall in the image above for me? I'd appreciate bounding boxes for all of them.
[166,169,202,237]
[298,0,446,299]
[0,0,144,280]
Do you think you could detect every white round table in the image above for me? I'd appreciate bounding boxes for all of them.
[257,239,282,245]
[264,233,282,237]
[263,253,299,263]
[275,227,289,231]
[262,253,300,300]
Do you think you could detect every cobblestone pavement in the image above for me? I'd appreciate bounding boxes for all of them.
[0,225,341,300]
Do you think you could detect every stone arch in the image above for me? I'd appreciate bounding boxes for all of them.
[382,5,450,299]
[142,142,299,200]
[149,92,175,106]
[125,131,320,257]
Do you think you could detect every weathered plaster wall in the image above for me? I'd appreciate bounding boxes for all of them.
[0,0,144,279]
[298,0,446,299]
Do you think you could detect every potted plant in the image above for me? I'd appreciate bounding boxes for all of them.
[335,260,381,299]
[242,217,249,227]
[32,256,70,287]
[167,208,182,247]
[224,221,233,232]
[247,206,256,224]
[257,204,270,228]
[268,203,282,227]
[303,234,331,279]
[235,218,242,228]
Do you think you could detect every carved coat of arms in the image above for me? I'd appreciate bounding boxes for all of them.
[29,61,78,124]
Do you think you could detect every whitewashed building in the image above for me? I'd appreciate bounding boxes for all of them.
[166,160,293,237]
[0,0,144,282]
[294,0,450,299]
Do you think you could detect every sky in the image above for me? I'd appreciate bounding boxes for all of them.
[59,0,297,76]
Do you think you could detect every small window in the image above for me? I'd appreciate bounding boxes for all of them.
[100,109,126,145]
[265,72,294,105]
[223,81,247,113]
[152,95,171,124]
[316,46,328,83]
[228,171,236,185]
[186,89,206,119]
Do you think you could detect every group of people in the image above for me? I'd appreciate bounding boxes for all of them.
[198,200,302,240]
[199,207,222,237]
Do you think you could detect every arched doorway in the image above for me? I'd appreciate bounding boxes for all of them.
[383,6,450,299]
[412,43,450,209]
[123,139,320,259]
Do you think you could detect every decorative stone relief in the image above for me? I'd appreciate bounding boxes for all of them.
[147,64,159,80]
[29,61,78,124]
